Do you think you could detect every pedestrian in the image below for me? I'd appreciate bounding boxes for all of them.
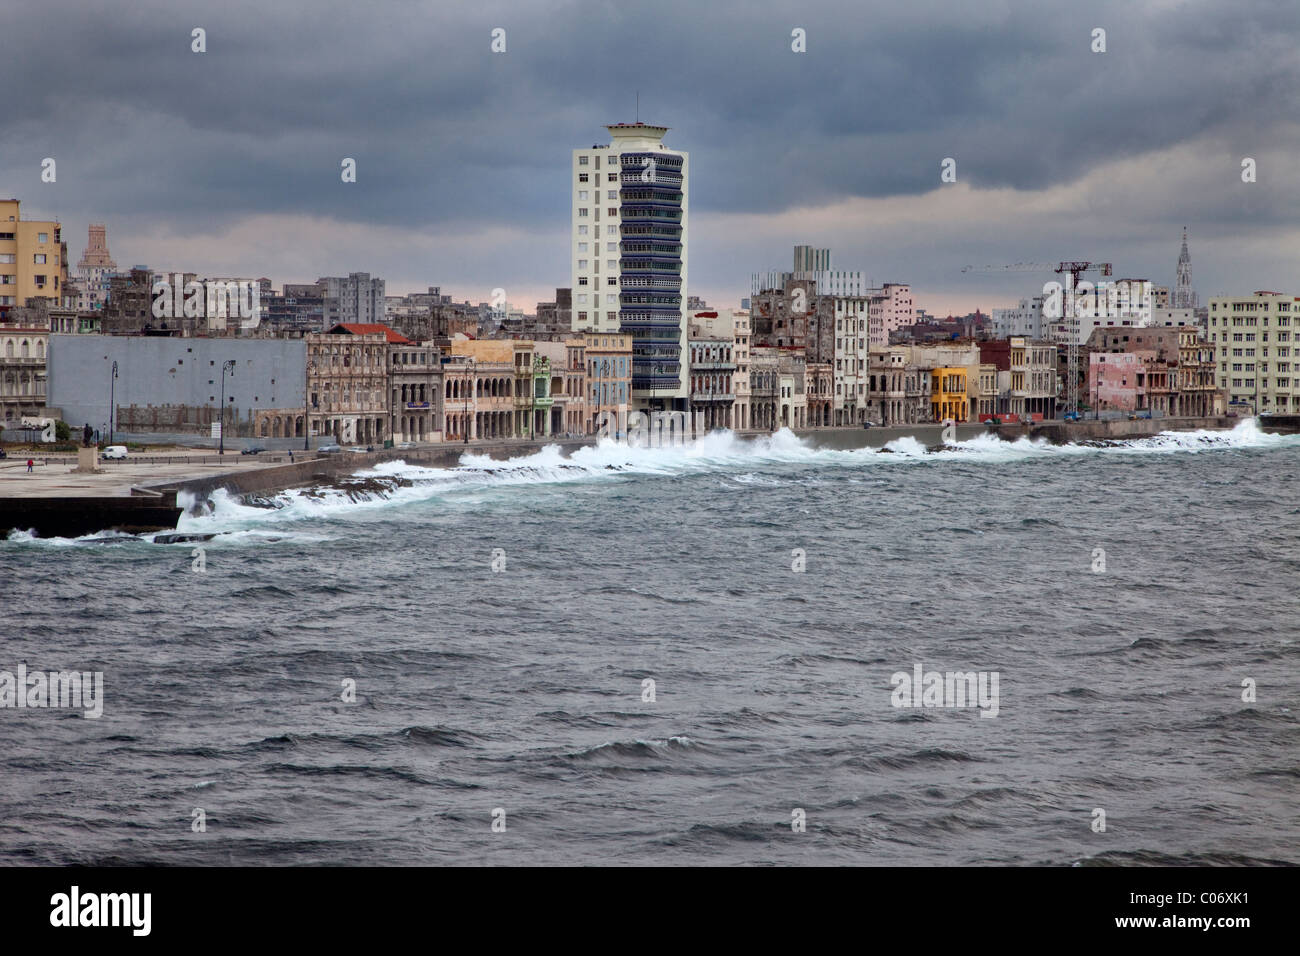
[289,449,294,463]
[27,458,34,473]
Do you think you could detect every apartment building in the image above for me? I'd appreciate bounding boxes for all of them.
[571,123,689,412]
[0,200,69,322]
[1207,291,1298,413]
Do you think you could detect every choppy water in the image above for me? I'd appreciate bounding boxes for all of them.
[2,420,1297,865]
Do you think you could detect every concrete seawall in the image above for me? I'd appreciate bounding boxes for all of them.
[0,487,181,538]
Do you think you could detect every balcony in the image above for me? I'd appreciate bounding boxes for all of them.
[692,392,734,403]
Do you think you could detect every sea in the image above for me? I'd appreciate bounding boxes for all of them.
[1,419,1296,865]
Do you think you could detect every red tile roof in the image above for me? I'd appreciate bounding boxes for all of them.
[328,323,411,344]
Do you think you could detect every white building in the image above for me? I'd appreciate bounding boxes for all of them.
[752,245,868,298]
[1051,278,1153,346]
[571,123,689,411]
[992,295,1048,339]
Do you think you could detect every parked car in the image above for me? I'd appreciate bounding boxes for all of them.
[101,445,128,460]
[396,441,416,449]
[240,445,266,455]
[347,446,369,453]
[1062,411,1081,422]
[317,443,342,454]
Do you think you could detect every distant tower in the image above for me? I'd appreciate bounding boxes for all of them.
[76,224,117,311]
[1174,227,1197,309]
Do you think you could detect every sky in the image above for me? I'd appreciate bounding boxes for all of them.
[2,0,1297,317]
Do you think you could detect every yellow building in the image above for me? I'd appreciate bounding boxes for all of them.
[930,366,968,422]
[0,200,69,320]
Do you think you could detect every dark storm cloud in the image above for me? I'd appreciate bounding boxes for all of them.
[3,0,1297,226]
[0,0,1296,306]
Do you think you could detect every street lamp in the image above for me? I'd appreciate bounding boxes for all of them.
[107,360,118,445]
[219,359,235,454]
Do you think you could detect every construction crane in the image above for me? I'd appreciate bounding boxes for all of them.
[961,260,1114,416]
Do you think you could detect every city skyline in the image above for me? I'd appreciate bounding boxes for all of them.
[2,0,1297,316]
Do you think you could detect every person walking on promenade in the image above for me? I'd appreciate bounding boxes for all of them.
[26,458,34,473]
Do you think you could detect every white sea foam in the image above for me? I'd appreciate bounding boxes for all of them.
[175,417,1296,528]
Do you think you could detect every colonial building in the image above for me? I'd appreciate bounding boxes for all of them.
[686,329,735,430]
[0,326,48,425]
[750,347,781,431]
[806,362,833,427]
[446,339,517,441]
[389,342,442,443]
[777,349,807,429]
[867,348,929,425]
[306,326,395,444]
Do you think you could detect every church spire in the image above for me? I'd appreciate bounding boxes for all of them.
[1174,227,1197,309]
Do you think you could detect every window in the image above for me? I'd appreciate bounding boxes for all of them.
[578,191,588,200]
[608,173,618,182]
[607,242,618,253]
[578,259,588,269]
[578,208,588,217]
[607,191,617,200]
[578,173,589,183]
[37,232,48,243]
[607,208,617,217]
[607,277,617,286]
[578,242,588,252]
[34,254,46,264]
[578,156,588,165]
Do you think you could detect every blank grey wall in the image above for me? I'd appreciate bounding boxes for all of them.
[48,335,306,429]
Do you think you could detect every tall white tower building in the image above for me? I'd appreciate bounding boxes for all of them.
[571,123,689,411]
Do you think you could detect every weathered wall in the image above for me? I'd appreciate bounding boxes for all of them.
[48,335,307,432]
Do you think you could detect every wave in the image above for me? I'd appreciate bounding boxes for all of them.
[172,418,1297,530]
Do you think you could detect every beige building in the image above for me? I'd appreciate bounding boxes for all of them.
[0,326,48,425]
[306,328,392,444]
[0,200,69,321]
[1207,292,1298,414]
[447,339,517,440]
[778,350,807,429]
[867,347,929,424]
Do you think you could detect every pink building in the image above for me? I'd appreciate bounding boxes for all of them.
[1089,351,1153,411]
[869,283,914,347]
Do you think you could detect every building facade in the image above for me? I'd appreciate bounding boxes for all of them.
[74,224,117,312]
[306,329,390,443]
[389,342,442,443]
[1207,291,1297,414]
[0,326,48,425]
[571,123,689,412]
[0,200,69,322]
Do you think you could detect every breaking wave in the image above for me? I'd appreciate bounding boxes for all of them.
[177,417,1297,530]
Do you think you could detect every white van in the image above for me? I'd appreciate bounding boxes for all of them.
[101,445,128,460]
